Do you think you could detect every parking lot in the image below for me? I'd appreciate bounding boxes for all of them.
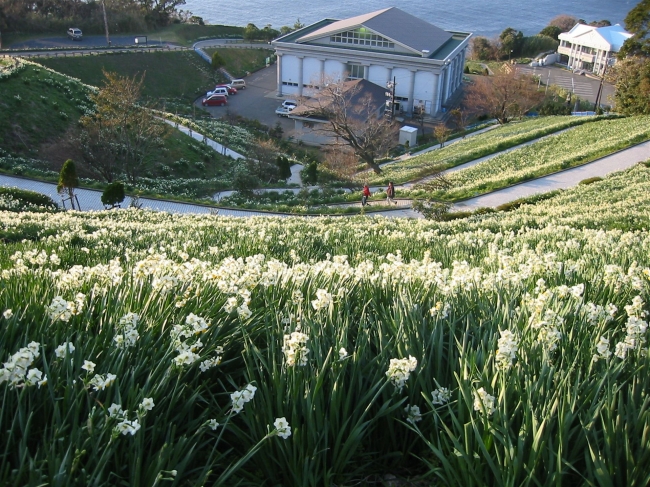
[518,64,614,106]
[196,64,297,136]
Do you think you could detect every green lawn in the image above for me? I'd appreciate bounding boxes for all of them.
[0,62,95,158]
[203,47,273,78]
[35,50,218,105]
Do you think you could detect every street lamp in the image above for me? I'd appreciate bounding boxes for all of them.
[508,49,513,63]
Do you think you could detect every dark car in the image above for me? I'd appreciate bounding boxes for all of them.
[202,94,227,107]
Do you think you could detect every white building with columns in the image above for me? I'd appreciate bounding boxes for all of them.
[557,23,632,75]
[271,7,471,116]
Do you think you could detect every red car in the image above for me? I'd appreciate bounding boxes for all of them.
[216,84,238,95]
[202,94,227,106]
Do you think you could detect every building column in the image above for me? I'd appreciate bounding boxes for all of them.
[430,72,439,114]
[319,59,325,87]
[434,72,443,113]
[276,53,283,96]
[452,57,460,92]
[443,65,451,104]
[297,56,304,97]
[408,69,416,113]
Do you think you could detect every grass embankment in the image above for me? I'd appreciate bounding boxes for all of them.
[35,50,217,106]
[0,59,241,194]
[2,166,650,485]
[437,115,650,200]
[203,47,273,78]
[365,115,602,185]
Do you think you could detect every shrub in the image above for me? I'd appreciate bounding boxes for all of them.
[101,182,126,208]
[579,177,603,185]
[0,187,58,212]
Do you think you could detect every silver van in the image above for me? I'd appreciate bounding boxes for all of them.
[67,28,83,40]
[207,87,229,97]
[230,79,246,90]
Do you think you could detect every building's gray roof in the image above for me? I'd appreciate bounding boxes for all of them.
[296,7,453,56]
[289,78,386,121]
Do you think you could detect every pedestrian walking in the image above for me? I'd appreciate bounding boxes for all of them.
[386,181,397,205]
[362,184,371,206]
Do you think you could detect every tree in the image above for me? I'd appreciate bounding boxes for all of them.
[548,14,579,33]
[539,25,562,40]
[306,79,398,174]
[101,181,126,208]
[470,36,496,60]
[77,71,167,184]
[608,56,650,115]
[276,156,292,180]
[246,138,280,183]
[211,51,225,69]
[57,159,79,210]
[620,0,650,57]
[433,123,451,148]
[243,23,260,41]
[321,143,359,188]
[450,108,470,137]
[499,27,524,58]
[463,69,543,124]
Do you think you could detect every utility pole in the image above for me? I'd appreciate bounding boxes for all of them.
[102,0,111,46]
[385,76,396,120]
[594,62,608,112]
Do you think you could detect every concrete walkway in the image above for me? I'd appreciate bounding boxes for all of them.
[1,135,648,220]
[453,140,650,211]
[164,120,245,160]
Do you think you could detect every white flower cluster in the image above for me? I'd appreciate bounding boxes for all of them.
[3,309,13,320]
[208,419,219,430]
[47,294,86,322]
[529,308,563,353]
[231,384,257,414]
[199,346,224,372]
[431,387,451,405]
[223,290,252,319]
[114,312,140,348]
[55,342,75,359]
[582,302,617,325]
[0,342,47,388]
[311,289,333,311]
[404,404,422,424]
[495,329,519,370]
[615,296,648,359]
[429,301,451,319]
[89,373,117,391]
[273,417,292,439]
[592,336,612,362]
[283,330,310,367]
[386,356,418,392]
[473,387,496,416]
[171,313,212,367]
[107,397,154,436]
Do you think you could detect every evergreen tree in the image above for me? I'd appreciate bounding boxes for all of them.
[57,159,79,210]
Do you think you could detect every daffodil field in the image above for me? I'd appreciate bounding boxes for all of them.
[365,115,602,185]
[2,164,650,486]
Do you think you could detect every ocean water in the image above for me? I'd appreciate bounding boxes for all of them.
[183,0,631,37]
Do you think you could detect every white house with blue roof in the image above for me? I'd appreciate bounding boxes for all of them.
[271,7,471,116]
[557,23,632,75]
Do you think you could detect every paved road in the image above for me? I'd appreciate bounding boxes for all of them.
[454,140,650,211]
[7,35,169,50]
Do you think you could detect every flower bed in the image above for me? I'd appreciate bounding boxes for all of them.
[2,165,650,485]
[365,115,602,184]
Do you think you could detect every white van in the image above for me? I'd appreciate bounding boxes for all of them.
[207,87,229,97]
[230,79,246,90]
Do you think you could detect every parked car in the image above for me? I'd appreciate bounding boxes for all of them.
[282,99,298,108]
[215,84,238,95]
[275,105,296,117]
[67,28,83,40]
[207,87,229,97]
[202,94,228,107]
[230,79,246,90]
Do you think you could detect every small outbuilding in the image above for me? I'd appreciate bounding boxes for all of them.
[399,126,418,147]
